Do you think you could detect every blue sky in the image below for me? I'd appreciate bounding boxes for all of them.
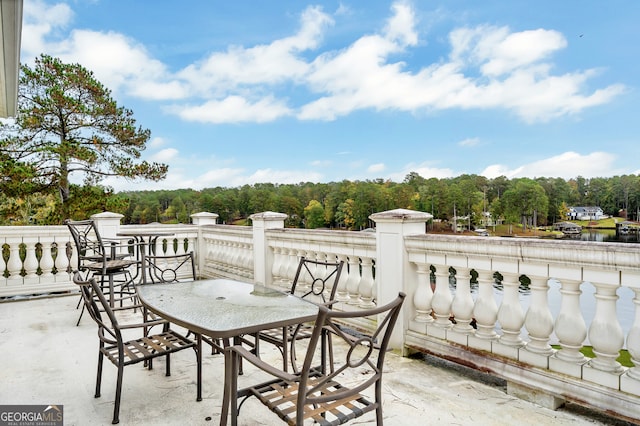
[20,0,640,191]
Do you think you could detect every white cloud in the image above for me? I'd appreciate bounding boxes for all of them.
[458,137,480,147]
[151,148,179,162]
[368,163,386,173]
[387,163,456,182]
[169,95,292,123]
[481,151,620,179]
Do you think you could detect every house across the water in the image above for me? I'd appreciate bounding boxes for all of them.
[567,206,604,221]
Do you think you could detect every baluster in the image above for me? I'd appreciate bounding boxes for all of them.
[61,241,75,277]
[6,239,23,282]
[587,282,624,373]
[174,237,186,256]
[346,256,361,304]
[431,264,453,328]
[335,254,349,302]
[497,272,525,347]
[23,239,39,280]
[451,266,474,332]
[0,242,6,283]
[413,263,434,323]
[39,241,55,278]
[624,289,640,381]
[243,242,253,278]
[524,275,554,355]
[358,256,375,308]
[473,270,498,339]
[271,246,283,284]
[554,279,587,363]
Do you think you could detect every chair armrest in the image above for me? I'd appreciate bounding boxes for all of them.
[226,345,297,382]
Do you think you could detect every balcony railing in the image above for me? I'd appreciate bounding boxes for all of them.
[1,209,639,422]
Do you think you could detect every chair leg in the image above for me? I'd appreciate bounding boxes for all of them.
[76,302,85,326]
[196,334,202,401]
[95,351,103,398]
[165,353,171,376]
[113,364,124,424]
[375,380,383,425]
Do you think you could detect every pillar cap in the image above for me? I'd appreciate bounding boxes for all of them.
[249,211,288,221]
[90,211,124,220]
[370,208,432,223]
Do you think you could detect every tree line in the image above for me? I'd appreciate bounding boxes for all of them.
[109,172,638,229]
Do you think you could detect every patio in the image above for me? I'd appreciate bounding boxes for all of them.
[0,293,632,426]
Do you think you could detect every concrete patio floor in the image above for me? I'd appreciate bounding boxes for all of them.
[0,294,635,426]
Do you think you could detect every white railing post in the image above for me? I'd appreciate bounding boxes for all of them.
[369,208,432,350]
[249,211,286,287]
[90,211,123,238]
[191,212,218,278]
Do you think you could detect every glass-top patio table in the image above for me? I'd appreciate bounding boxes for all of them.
[135,278,319,424]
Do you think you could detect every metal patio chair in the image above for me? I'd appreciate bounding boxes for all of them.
[255,257,344,371]
[140,251,223,354]
[223,292,406,426]
[65,219,139,325]
[73,272,202,425]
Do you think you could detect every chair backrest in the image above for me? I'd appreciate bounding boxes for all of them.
[141,252,196,284]
[295,292,406,422]
[72,271,122,345]
[65,219,107,271]
[290,257,344,304]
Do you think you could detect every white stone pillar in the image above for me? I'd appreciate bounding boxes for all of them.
[249,211,286,287]
[91,211,123,239]
[369,208,432,350]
